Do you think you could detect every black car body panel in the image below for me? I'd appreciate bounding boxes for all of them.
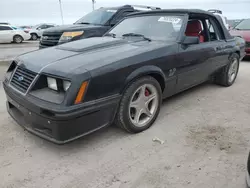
[4,9,245,144]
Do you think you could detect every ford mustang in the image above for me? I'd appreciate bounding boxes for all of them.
[3,9,245,144]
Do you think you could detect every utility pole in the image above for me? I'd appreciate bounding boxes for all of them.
[92,0,96,11]
[59,0,64,25]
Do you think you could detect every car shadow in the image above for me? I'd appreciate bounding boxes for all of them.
[38,81,220,152]
[243,57,250,61]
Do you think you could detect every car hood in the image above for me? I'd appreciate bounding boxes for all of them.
[43,24,105,33]
[17,37,173,78]
[230,29,250,41]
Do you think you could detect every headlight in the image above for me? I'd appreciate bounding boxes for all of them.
[58,31,84,43]
[47,77,58,91]
[47,77,71,92]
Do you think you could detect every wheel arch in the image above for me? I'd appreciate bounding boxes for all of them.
[229,46,241,59]
[235,50,240,58]
[122,65,166,94]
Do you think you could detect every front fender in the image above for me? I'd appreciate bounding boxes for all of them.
[122,65,166,92]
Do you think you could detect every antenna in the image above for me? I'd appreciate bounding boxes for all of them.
[59,0,64,24]
[92,0,96,10]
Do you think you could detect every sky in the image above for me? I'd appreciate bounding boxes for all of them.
[1,0,250,26]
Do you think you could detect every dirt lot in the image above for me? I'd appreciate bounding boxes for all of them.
[0,41,39,63]
[1,61,250,188]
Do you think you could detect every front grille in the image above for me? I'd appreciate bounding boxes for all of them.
[246,42,250,48]
[40,32,63,47]
[10,66,37,93]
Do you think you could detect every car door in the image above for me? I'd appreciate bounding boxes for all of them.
[176,42,216,91]
[0,26,13,43]
[176,17,228,92]
[206,17,229,69]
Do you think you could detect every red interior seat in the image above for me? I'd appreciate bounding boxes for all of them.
[185,20,204,42]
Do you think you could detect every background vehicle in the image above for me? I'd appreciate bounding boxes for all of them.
[3,9,244,144]
[230,18,250,57]
[29,23,56,40]
[19,25,32,33]
[208,9,229,30]
[0,22,10,25]
[39,5,161,48]
[228,19,243,30]
[0,25,31,43]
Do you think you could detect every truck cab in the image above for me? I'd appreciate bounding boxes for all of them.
[39,5,160,49]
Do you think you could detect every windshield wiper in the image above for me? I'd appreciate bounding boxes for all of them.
[105,33,116,38]
[122,33,151,41]
[78,22,91,25]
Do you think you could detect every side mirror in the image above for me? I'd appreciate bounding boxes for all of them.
[182,36,199,45]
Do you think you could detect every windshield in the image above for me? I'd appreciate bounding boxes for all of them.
[108,15,184,41]
[11,26,21,30]
[32,24,41,28]
[235,19,250,30]
[75,8,117,25]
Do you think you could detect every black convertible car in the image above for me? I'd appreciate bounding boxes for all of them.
[3,9,245,144]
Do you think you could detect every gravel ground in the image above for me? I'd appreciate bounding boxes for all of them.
[1,61,250,188]
[0,41,38,62]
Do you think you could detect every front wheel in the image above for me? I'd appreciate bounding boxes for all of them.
[31,33,38,40]
[215,53,240,87]
[115,76,162,133]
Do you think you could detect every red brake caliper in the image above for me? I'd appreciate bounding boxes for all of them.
[145,88,150,96]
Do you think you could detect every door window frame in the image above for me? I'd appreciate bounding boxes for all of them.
[183,14,226,45]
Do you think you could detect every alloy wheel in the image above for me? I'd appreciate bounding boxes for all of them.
[129,84,159,128]
[15,36,22,43]
[228,58,238,83]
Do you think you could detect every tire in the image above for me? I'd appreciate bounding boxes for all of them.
[115,76,162,133]
[215,53,240,87]
[31,33,38,40]
[13,35,23,44]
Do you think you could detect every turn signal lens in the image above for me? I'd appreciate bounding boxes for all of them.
[62,31,84,37]
[59,31,84,43]
[74,81,88,104]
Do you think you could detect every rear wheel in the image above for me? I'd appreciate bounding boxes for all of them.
[115,76,162,133]
[215,53,240,87]
[13,35,23,43]
[31,33,38,40]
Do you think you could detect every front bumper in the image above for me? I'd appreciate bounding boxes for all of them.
[23,34,31,41]
[245,48,250,57]
[4,83,120,144]
[39,43,51,49]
